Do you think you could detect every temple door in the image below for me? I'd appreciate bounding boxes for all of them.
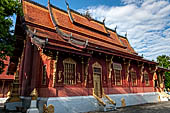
[93,62,102,98]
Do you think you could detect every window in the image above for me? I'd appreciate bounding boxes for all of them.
[113,63,122,86]
[115,69,122,85]
[42,65,47,85]
[63,58,76,85]
[94,67,101,75]
[131,71,137,86]
[144,73,149,86]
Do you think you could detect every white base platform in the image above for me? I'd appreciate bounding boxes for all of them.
[5,101,22,111]
[45,92,164,113]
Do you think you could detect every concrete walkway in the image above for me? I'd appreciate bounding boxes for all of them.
[1,101,170,113]
[88,101,170,113]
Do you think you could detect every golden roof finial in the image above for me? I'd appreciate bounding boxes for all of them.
[7,90,11,98]
[30,88,38,100]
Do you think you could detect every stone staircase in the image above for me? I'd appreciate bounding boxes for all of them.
[159,91,170,101]
[93,89,116,111]
[101,96,116,111]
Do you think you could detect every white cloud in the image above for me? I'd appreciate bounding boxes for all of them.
[78,0,170,61]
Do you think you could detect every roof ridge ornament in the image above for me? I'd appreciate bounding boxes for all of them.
[103,18,105,23]
[125,32,127,37]
[65,0,74,23]
[47,1,87,49]
[102,18,110,36]
[26,28,47,48]
[65,0,69,7]
[115,25,117,32]
[48,0,71,38]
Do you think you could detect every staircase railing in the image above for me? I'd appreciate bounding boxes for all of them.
[102,88,116,105]
[92,88,106,106]
[159,91,170,98]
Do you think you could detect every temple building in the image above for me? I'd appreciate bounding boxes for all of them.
[0,57,14,98]
[2,0,170,112]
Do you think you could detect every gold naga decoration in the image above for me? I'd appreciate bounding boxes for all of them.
[43,104,54,113]
[121,98,126,107]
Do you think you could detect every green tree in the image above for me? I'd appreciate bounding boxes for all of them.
[157,55,170,89]
[0,0,22,73]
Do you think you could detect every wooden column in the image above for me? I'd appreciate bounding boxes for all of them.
[84,57,90,87]
[138,63,144,86]
[107,56,113,87]
[1,80,5,97]
[124,59,131,86]
[81,57,84,85]
[52,53,58,87]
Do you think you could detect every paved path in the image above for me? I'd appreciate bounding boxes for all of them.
[89,101,170,113]
[1,101,170,113]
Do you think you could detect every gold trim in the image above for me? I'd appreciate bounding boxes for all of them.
[93,89,106,106]
[102,88,116,105]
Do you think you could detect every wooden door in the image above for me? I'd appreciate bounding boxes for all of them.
[93,67,102,98]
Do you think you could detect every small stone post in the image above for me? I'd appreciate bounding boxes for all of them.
[26,88,39,113]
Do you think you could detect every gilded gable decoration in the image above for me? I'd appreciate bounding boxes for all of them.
[63,58,76,64]
[92,61,102,69]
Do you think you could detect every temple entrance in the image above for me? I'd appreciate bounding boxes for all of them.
[93,62,102,98]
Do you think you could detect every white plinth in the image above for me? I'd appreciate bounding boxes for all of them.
[5,101,22,111]
[26,100,39,113]
[26,108,39,113]
[30,100,37,108]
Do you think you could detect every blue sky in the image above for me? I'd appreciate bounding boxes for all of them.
[33,0,122,10]
[18,0,170,61]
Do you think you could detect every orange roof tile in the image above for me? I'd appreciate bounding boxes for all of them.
[23,1,54,29]
[71,11,107,34]
[27,26,85,52]
[22,0,140,57]
[119,37,137,54]
[61,29,129,53]
[51,6,124,47]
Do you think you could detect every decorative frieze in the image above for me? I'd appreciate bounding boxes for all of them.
[52,54,58,87]
[84,58,90,86]
[77,72,81,83]
[123,59,131,82]
[81,57,84,84]
[108,56,113,79]
[138,63,144,82]
[58,71,62,83]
